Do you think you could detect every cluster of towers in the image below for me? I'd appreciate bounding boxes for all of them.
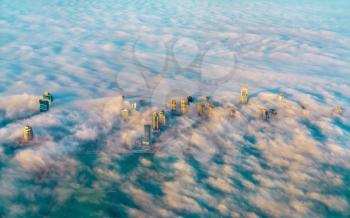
[21,87,345,145]
[142,97,193,145]
[141,92,225,145]
[170,98,190,115]
[120,102,137,120]
[138,87,345,145]
[143,110,167,145]
[260,108,277,121]
[197,98,214,117]
[21,92,54,143]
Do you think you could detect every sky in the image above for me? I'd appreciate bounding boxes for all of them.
[0,0,350,217]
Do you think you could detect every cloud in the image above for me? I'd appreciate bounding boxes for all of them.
[0,0,350,217]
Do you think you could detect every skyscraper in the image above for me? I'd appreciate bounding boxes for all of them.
[39,99,50,112]
[197,101,206,116]
[279,93,285,102]
[207,102,214,117]
[240,87,249,104]
[143,124,151,145]
[260,108,269,121]
[301,105,309,116]
[23,125,34,143]
[335,106,343,115]
[43,91,53,104]
[269,108,277,117]
[187,96,193,104]
[159,110,166,126]
[180,99,187,114]
[171,99,177,112]
[152,112,160,132]
[131,103,137,113]
[121,108,129,119]
[229,107,236,118]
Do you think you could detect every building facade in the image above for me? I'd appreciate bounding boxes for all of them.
[23,125,34,143]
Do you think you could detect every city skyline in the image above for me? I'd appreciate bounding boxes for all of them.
[1,0,350,217]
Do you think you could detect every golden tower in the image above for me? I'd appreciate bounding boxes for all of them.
[23,125,34,143]
[279,93,285,101]
[171,99,177,112]
[121,108,129,119]
[335,107,343,115]
[240,87,249,104]
[131,103,137,113]
[180,99,187,114]
[152,112,160,132]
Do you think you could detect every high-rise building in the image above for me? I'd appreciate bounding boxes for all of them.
[279,93,285,102]
[121,108,129,119]
[229,107,236,118]
[240,87,249,104]
[187,96,193,104]
[143,124,151,145]
[159,110,166,126]
[207,102,214,117]
[301,105,309,116]
[197,101,206,116]
[260,108,269,121]
[131,103,137,111]
[269,108,277,118]
[23,125,34,143]
[171,99,177,112]
[180,99,187,114]
[335,106,343,115]
[39,99,50,112]
[139,99,145,106]
[43,91,53,104]
[152,112,160,132]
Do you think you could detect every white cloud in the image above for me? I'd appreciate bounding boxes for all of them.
[0,0,349,217]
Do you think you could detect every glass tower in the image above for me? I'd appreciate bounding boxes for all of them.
[39,99,50,112]
[159,110,166,126]
[143,124,151,145]
[43,91,53,104]
[260,108,269,121]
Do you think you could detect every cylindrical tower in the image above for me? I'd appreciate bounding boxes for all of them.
[23,125,34,143]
